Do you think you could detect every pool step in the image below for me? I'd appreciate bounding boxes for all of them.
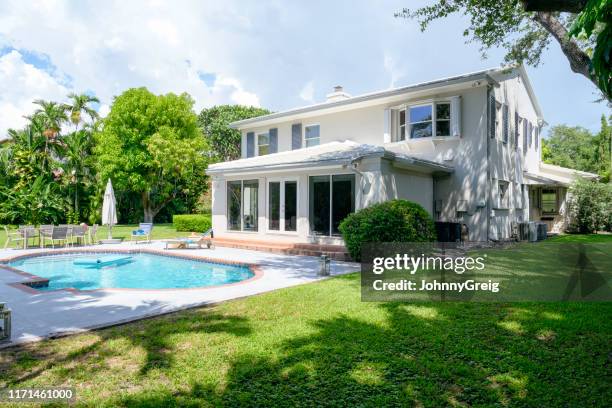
[211,237,351,261]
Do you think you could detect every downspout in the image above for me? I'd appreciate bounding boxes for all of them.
[486,85,492,242]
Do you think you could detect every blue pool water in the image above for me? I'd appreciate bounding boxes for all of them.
[7,253,254,291]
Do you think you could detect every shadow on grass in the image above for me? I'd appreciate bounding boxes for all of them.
[115,300,610,407]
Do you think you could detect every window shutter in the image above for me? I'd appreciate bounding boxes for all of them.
[291,123,302,150]
[535,126,539,150]
[528,122,532,147]
[522,120,528,151]
[269,128,278,153]
[488,94,496,139]
[451,96,461,137]
[502,104,509,143]
[383,109,391,143]
[514,112,519,150]
[246,132,255,157]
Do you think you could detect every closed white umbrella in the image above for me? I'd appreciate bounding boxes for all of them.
[101,179,117,240]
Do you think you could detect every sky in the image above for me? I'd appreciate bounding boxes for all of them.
[0,0,609,141]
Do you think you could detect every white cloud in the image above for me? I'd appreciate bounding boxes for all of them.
[0,50,69,139]
[299,81,315,104]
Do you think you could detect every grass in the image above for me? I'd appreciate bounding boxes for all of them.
[0,236,610,406]
[0,223,204,248]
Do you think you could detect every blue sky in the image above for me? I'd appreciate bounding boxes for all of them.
[0,0,608,140]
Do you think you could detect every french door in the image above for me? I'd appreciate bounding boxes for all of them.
[268,179,298,232]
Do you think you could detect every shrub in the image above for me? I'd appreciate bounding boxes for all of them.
[173,214,212,232]
[566,179,612,233]
[339,199,436,261]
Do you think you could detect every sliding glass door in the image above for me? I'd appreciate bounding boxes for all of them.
[268,179,298,232]
[309,174,355,236]
[227,179,259,231]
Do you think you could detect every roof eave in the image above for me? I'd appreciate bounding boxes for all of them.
[230,69,501,130]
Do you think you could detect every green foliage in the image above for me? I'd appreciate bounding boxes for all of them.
[339,199,436,261]
[397,0,611,100]
[198,105,271,161]
[567,178,612,233]
[95,88,209,222]
[172,214,212,232]
[542,116,612,182]
[569,0,612,99]
[0,177,66,225]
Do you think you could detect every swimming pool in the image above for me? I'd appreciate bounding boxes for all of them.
[5,252,255,291]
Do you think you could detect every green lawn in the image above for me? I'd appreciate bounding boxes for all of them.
[0,224,195,248]
[0,236,610,406]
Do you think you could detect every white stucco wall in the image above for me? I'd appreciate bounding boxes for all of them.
[217,68,546,243]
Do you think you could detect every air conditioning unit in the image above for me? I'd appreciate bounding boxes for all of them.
[528,222,538,242]
[518,222,530,241]
[537,222,547,241]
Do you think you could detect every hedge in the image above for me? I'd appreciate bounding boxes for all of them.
[339,199,436,261]
[173,214,212,232]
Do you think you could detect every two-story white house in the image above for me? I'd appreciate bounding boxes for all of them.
[206,66,597,247]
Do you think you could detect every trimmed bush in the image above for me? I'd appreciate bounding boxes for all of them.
[339,199,436,261]
[173,214,212,232]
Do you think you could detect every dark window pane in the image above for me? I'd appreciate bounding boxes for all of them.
[305,125,320,139]
[227,181,242,231]
[268,182,280,230]
[410,122,432,139]
[400,126,406,141]
[284,181,297,232]
[436,103,450,120]
[242,180,258,231]
[332,174,355,235]
[409,105,432,123]
[541,189,557,213]
[399,109,406,125]
[436,121,450,136]
[309,176,330,235]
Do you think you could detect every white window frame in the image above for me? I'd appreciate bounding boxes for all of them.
[395,99,454,141]
[399,109,407,141]
[498,180,510,209]
[304,124,320,147]
[226,179,260,233]
[257,132,269,156]
[266,177,299,235]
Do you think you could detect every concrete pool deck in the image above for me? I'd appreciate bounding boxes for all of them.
[0,241,359,347]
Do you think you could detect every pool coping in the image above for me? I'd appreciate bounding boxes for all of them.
[0,248,263,293]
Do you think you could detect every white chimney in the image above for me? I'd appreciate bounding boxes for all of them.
[326,85,351,102]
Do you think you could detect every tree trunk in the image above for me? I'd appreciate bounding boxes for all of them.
[141,191,175,223]
[533,12,599,91]
[142,191,155,223]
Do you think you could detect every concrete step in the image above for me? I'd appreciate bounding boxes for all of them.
[211,237,351,261]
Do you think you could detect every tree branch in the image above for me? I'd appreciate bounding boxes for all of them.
[533,12,597,87]
[522,0,587,13]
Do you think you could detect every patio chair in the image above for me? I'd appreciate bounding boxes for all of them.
[165,229,214,250]
[71,225,87,246]
[42,226,69,249]
[18,225,38,248]
[131,223,153,243]
[39,225,53,248]
[3,226,26,249]
[88,224,99,245]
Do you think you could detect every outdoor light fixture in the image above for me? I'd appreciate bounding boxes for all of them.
[0,303,11,342]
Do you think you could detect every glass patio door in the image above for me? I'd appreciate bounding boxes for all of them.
[268,179,297,232]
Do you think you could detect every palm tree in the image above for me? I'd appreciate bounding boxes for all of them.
[60,130,95,221]
[67,93,99,130]
[32,100,67,139]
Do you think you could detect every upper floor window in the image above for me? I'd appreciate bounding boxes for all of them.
[305,124,320,147]
[399,110,406,141]
[403,102,451,139]
[258,132,269,156]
